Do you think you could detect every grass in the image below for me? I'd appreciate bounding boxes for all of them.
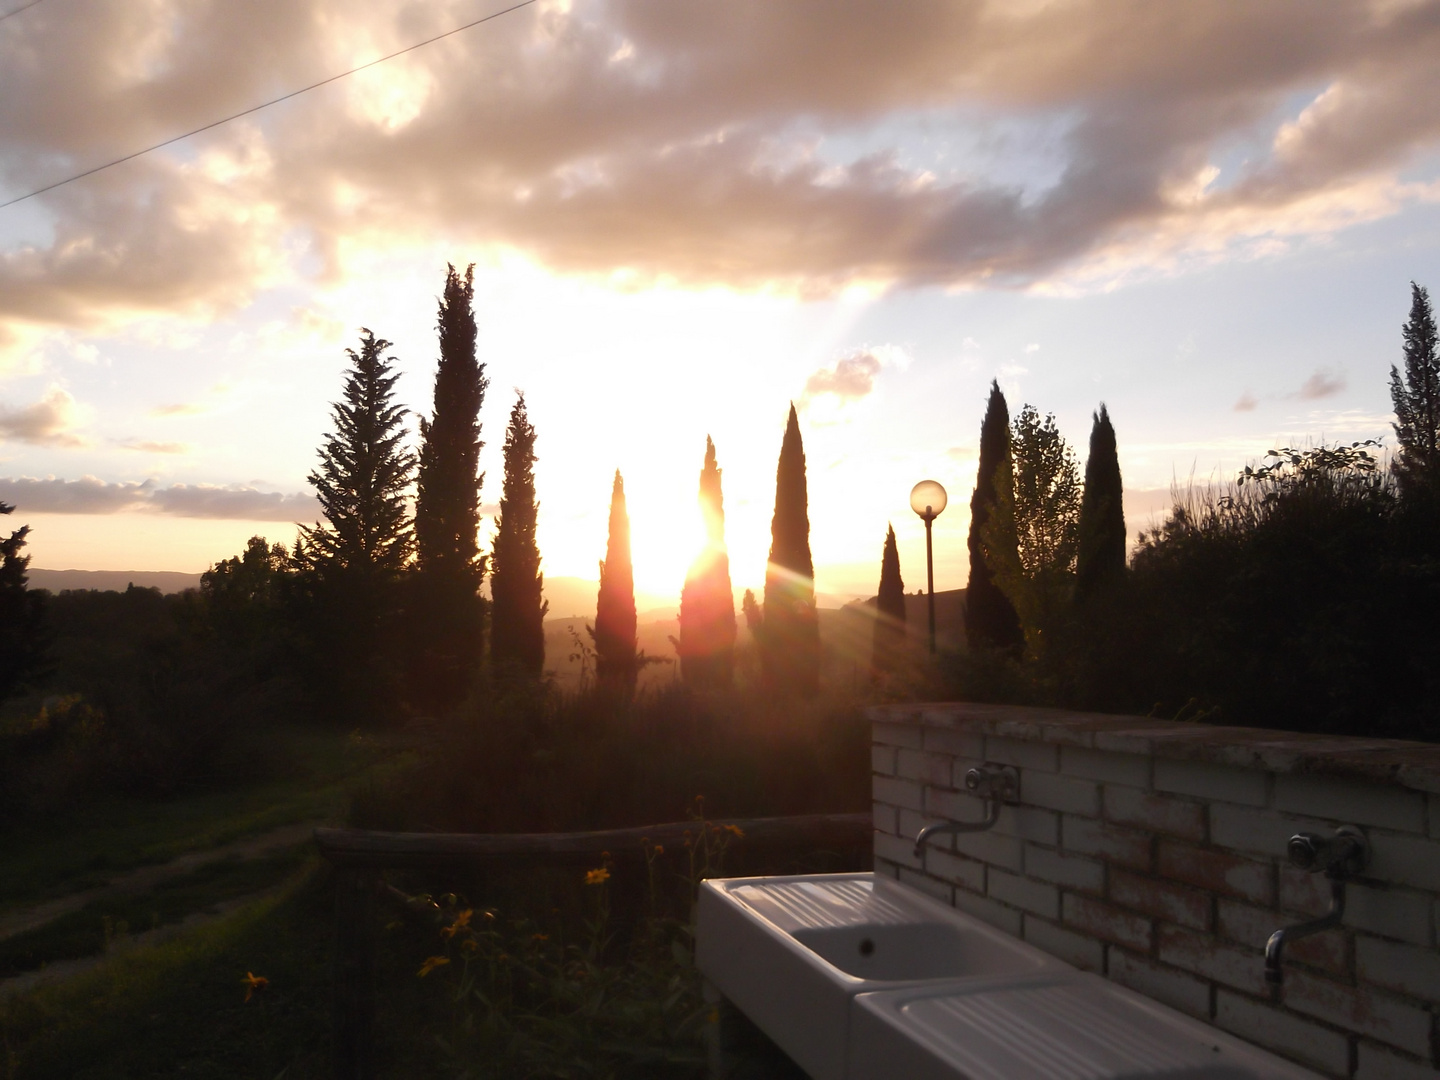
[0,727,398,911]
[0,846,311,979]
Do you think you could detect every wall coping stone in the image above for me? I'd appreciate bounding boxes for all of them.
[867,702,1440,795]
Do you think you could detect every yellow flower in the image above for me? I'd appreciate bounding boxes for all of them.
[441,908,473,939]
[652,844,664,855]
[585,867,611,886]
[417,955,450,978]
[242,972,269,1002]
[724,825,745,839]
[532,933,549,942]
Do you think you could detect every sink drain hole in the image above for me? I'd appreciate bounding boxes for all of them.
[858,938,875,957]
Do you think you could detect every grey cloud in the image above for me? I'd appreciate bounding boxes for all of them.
[119,440,190,454]
[1233,391,1258,412]
[1296,368,1346,399]
[803,351,884,404]
[2,0,1440,334]
[0,476,318,520]
[0,386,84,446]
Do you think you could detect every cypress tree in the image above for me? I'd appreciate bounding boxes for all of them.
[966,380,1023,652]
[1075,404,1127,602]
[760,404,820,695]
[415,263,488,580]
[410,264,488,708]
[872,523,906,676]
[1390,282,1440,498]
[594,470,637,696]
[0,502,46,702]
[490,393,547,677]
[298,329,415,724]
[678,436,737,688]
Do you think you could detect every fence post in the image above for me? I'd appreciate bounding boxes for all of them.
[333,866,378,1080]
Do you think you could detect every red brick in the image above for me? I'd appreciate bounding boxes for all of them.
[1284,969,1433,1059]
[1062,893,1152,951]
[1062,815,1153,871]
[1158,924,1268,996]
[1110,870,1212,930]
[1158,841,1274,905]
[1216,899,1348,977]
[1103,787,1206,841]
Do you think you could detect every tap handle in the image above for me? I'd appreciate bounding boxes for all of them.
[1286,826,1370,878]
[1287,832,1326,871]
[963,765,1018,803]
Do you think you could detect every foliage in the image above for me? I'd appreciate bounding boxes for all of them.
[981,403,1081,659]
[756,405,820,696]
[965,381,1023,653]
[1075,404,1126,602]
[300,329,415,578]
[1390,281,1440,498]
[490,392,548,679]
[297,330,415,725]
[678,436,737,689]
[411,265,490,711]
[594,471,638,697]
[0,500,47,703]
[871,524,906,676]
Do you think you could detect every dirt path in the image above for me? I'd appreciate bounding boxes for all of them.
[0,819,322,946]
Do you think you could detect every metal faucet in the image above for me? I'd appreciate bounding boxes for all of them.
[1264,825,1369,993]
[913,765,1019,857]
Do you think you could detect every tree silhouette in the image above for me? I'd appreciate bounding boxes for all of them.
[409,264,489,709]
[0,501,46,702]
[301,329,415,575]
[1391,282,1440,498]
[872,523,906,676]
[758,404,820,695]
[490,392,547,677]
[966,381,1023,652]
[593,470,637,696]
[1076,404,1126,602]
[297,329,414,724]
[677,436,736,688]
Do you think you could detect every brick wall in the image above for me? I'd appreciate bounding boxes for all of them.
[870,703,1440,1080]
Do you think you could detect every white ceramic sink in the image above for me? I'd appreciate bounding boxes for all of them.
[848,973,1323,1080]
[695,873,1070,1080]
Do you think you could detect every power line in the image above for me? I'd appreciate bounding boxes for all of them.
[0,0,49,23]
[0,0,537,211]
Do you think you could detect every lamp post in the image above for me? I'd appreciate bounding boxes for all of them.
[910,480,948,654]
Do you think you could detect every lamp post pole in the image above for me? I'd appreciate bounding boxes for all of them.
[923,508,936,654]
[909,480,948,656]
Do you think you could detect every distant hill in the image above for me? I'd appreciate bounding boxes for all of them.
[28,569,203,594]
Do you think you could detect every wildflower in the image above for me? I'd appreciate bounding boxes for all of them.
[585,867,611,886]
[724,825,745,839]
[532,933,549,942]
[242,972,269,1002]
[653,844,664,855]
[441,909,473,939]
[417,956,450,978]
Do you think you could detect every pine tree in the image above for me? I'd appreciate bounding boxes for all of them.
[1075,404,1126,601]
[966,381,1023,652]
[759,404,820,695]
[593,470,637,696]
[872,523,906,676]
[301,329,415,576]
[1390,282,1440,498]
[0,501,46,702]
[490,393,547,677]
[297,329,415,724]
[678,436,737,688]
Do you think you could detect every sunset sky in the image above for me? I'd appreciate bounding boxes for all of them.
[2,0,1439,606]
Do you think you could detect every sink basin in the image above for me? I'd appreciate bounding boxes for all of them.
[848,973,1323,1080]
[696,873,1070,1080]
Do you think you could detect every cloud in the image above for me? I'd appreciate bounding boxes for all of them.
[119,440,191,454]
[802,350,884,405]
[1234,391,1258,412]
[0,476,318,520]
[2,0,1440,342]
[0,387,86,446]
[151,403,205,417]
[1295,367,1346,399]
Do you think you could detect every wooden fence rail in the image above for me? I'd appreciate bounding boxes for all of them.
[314,813,872,1080]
